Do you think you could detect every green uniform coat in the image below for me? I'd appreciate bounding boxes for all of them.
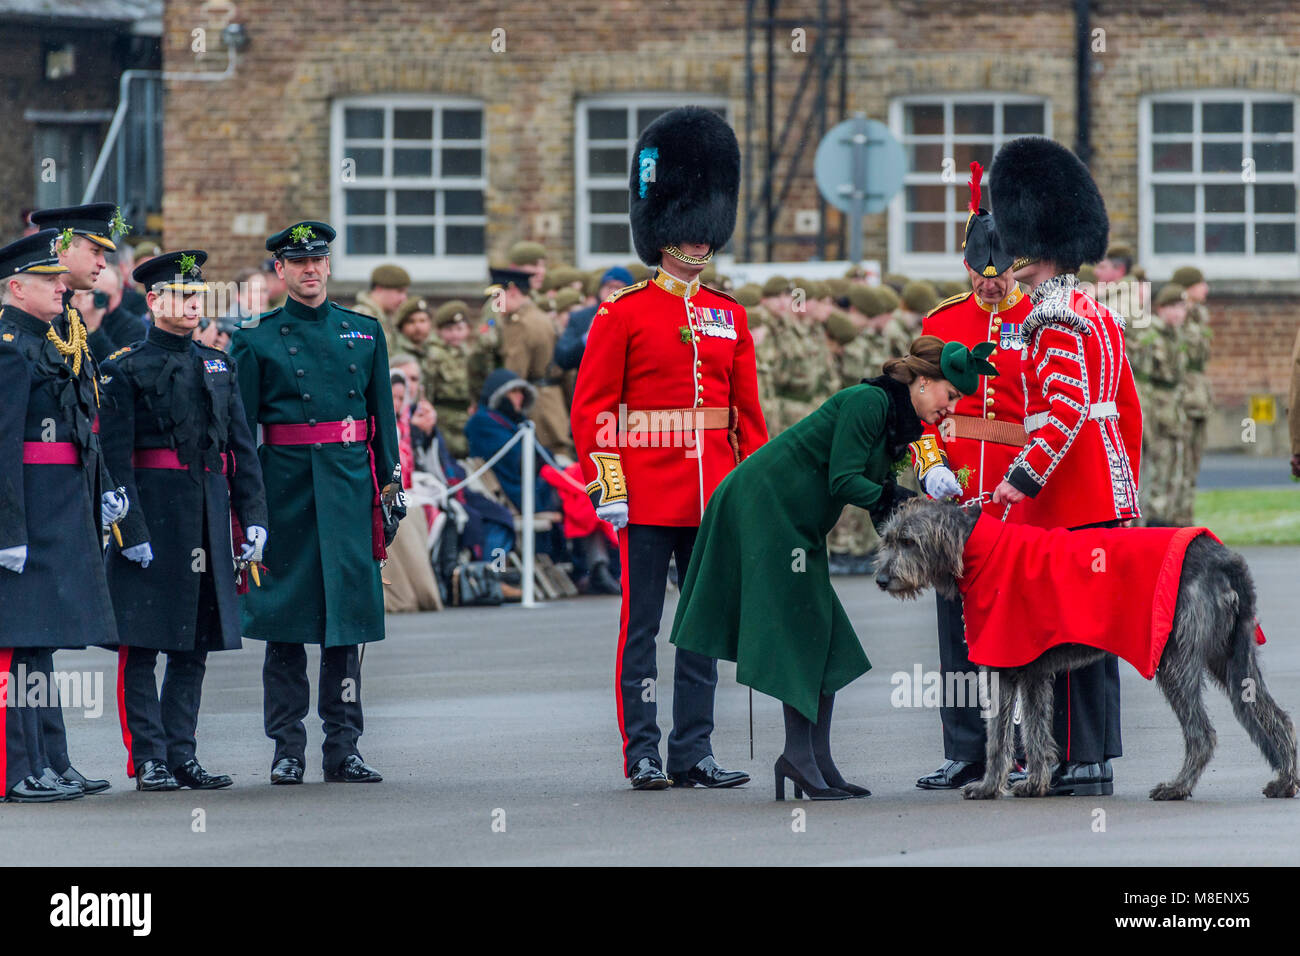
[229,296,399,646]
[670,377,922,720]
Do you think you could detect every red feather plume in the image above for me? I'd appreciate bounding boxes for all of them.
[968,161,983,213]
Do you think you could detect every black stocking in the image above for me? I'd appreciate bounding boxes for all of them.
[782,703,829,789]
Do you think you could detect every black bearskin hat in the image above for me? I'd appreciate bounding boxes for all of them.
[989,136,1109,272]
[629,107,740,266]
[962,161,1014,277]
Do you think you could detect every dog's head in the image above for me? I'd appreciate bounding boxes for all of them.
[873,497,979,601]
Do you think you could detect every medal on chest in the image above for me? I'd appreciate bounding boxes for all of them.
[690,305,737,340]
[1000,321,1024,352]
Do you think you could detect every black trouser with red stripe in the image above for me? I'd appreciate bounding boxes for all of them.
[116,562,219,776]
[616,524,717,777]
[1,649,46,792]
[263,643,363,773]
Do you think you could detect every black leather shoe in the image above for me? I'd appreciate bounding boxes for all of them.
[40,767,85,798]
[1009,761,1114,796]
[60,765,110,795]
[270,756,304,785]
[672,755,749,788]
[135,759,180,792]
[589,561,622,595]
[5,775,69,803]
[916,759,985,790]
[629,756,671,790]
[324,754,382,783]
[174,759,232,790]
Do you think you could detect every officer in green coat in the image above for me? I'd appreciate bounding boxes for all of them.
[229,220,403,785]
[671,335,990,800]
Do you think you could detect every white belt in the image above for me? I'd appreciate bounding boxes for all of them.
[1024,402,1118,433]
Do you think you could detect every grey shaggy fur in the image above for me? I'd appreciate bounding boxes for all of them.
[873,498,1299,801]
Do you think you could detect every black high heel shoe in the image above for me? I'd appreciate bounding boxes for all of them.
[831,780,871,798]
[774,755,850,801]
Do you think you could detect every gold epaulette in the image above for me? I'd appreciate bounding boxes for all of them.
[603,280,648,305]
[925,291,971,319]
[107,345,134,361]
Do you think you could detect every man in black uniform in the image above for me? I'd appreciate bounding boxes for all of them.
[26,202,130,795]
[0,231,119,801]
[99,250,269,791]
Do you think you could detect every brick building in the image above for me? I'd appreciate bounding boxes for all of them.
[112,1,1300,451]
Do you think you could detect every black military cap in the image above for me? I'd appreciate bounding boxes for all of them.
[962,162,1013,278]
[266,220,335,259]
[29,202,125,252]
[0,229,71,277]
[484,265,533,296]
[132,250,210,293]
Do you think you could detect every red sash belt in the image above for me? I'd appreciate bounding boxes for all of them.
[262,420,370,446]
[22,441,81,465]
[132,447,228,474]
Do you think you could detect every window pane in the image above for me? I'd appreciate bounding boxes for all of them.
[1255,222,1296,253]
[1153,142,1193,171]
[1201,141,1241,173]
[347,224,386,255]
[907,220,947,253]
[1202,102,1243,133]
[1254,183,1296,214]
[906,185,946,212]
[444,190,484,216]
[345,108,383,139]
[904,104,943,136]
[346,147,383,177]
[1204,221,1245,253]
[1153,221,1195,253]
[953,103,993,135]
[590,221,630,254]
[907,142,945,173]
[1204,184,1245,213]
[442,109,482,140]
[953,142,994,170]
[445,225,485,255]
[345,189,386,215]
[393,109,433,140]
[1003,103,1044,135]
[441,148,482,177]
[636,108,670,134]
[588,147,626,175]
[951,219,968,249]
[1254,140,1293,172]
[1152,102,1193,133]
[395,225,435,255]
[395,189,436,215]
[1253,101,1293,134]
[394,148,433,176]
[589,189,628,214]
[587,108,627,140]
[1154,184,1195,214]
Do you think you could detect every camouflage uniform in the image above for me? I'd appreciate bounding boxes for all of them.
[825,314,885,563]
[1131,315,1187,526]
[426,339,475,459]
[1173,301,1213,525]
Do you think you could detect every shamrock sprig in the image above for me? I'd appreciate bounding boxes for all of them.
[955,465,972,489]
[110,206,131,241]
[178,253,197,276]
[57,227,75,253]
[290,224,316,244]
[679,325,693,344]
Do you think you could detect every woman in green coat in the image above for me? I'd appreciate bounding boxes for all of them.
[670,335,995,800]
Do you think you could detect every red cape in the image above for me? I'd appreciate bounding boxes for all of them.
[957,515,1264,679]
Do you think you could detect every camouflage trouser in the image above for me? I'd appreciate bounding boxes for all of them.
[437,406,471,459]
[770,396,815,438]
[1140,423,1185,526]
[1168,417,1207,526]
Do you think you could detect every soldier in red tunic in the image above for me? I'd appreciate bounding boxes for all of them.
[990,136,1143,796]
[910,163,1034,791]
[571,107,768,791]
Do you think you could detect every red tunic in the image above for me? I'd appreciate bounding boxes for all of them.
[571,271,768,526]
[957,516,1263,679]
[1004,274,1143,529]
[913,287,1032,520]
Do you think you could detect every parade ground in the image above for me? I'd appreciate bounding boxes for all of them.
[7,540,1299,867]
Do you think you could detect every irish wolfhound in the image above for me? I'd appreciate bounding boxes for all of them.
[873,498,1298,801]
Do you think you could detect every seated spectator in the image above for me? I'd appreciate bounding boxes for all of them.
[382,367,442,613]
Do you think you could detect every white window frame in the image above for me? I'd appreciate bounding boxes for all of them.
[575,94,730,271]
[1139,90,1300,280]
[330,94,487,283]
[888,93,1052,280]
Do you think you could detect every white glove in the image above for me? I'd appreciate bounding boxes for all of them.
[0,545,27,574]
[923,465,963,500]
[596,501,629,530]
[101,488,129,529]
[122,542,153,568]
[240,525,267,563]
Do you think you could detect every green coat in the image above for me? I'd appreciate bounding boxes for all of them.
[229,296,400,646]
[671,379,922,720]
